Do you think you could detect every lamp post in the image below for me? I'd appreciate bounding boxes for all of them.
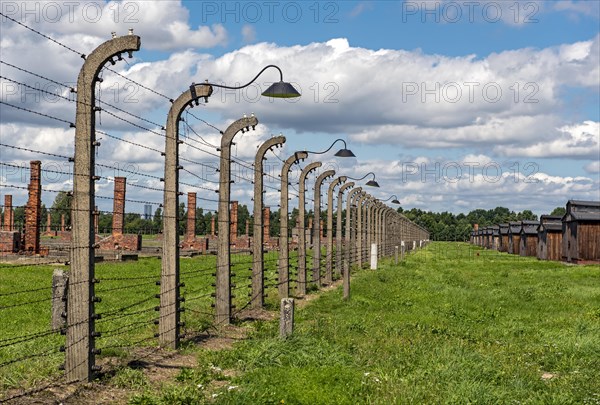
[312,169,335,286]
[162,65,299,332]
[356,193,369,268]
[345,187,363,299]
[162,82,213,348]
[346,172,380,188]
[297,161,321,296]
[301,138,355,157]
[69,32,140,383]
[367,199,377,263]
[375,203,384,260]
[325,176,346,284]
[252,136,285,309]
[279,152,308,299]
[337,182,354,278]
[382,195,401,204]
[191,64,301,100]
[215,115,259,326]
[350,190,364,268]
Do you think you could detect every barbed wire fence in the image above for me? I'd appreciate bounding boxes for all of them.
[0,17,429,402]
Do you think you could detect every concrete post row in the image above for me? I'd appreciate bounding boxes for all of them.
[312,169,335,286]
[252,136,285,309]
[161,80,212,349]
[297,162,321,296]
[69,33,140,383]
[325,176,346,284]
[215,115,259,325]
[278,152,308,299]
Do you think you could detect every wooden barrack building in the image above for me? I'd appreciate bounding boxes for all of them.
[537,215,562,261]
[562,200,600,263]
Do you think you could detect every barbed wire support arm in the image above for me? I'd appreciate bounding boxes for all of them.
[161,83,213,348]
[69,33,141,383]
[252,136,285,309]
[215,115,259,325]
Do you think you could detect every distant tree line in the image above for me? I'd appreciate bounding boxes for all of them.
[4,192,565,241]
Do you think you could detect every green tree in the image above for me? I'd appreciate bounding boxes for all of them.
[270,209,280,238]
[178,202,186,235]
[50,191,72,229]
[238,204,250,236]
[517,210,537,221]
[153,207,163,233]
[550,206,566,217]
[203,211,214,236]
[98,212,112,234]
[289,207,299,233]
[13,206,24,231]
[40,204,48,229]
[195,207,205,235]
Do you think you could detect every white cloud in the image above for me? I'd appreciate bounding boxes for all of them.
[401,1,545,26]
[553,1,600,18]
[359,154,599,215]
[191,35,599,152]
[1,1,227,52]
[494,121,600,159]
[349,2,374,18]
[241,25,256,43]
[584,161,600,174]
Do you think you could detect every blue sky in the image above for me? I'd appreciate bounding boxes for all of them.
[1,0,599,216]
[185,1,599,58]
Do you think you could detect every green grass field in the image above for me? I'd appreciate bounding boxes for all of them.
[2,243,600,404]
[0,249,290,394]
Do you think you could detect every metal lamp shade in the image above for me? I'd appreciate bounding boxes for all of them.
[392,199,401,204]
[365,180,380,187]
[261,81,301,98]
[334,148,356,158]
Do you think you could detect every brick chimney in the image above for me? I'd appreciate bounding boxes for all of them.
[3,195,12,231]
[112,177,126,235]
[211,216,216,236]
[94,206,99,235]
[263,206,270,240]
[24,161,42,253]
[186,192,196,242]
[230,201,238,242]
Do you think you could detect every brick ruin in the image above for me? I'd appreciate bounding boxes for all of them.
[94,206,100,235]
[3,195,13,231]
[263,206,278,249]
[263,207,270,241]
[0,194,19,254]
[98,177,141,251]
[1,161,46,255]
[180,192,208,252]
[44,212,53,235]
[230,200,238,242]
[24,161,42,254]
[230,200,250,249]
[320,219,325,240]
[56,212,72,241]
